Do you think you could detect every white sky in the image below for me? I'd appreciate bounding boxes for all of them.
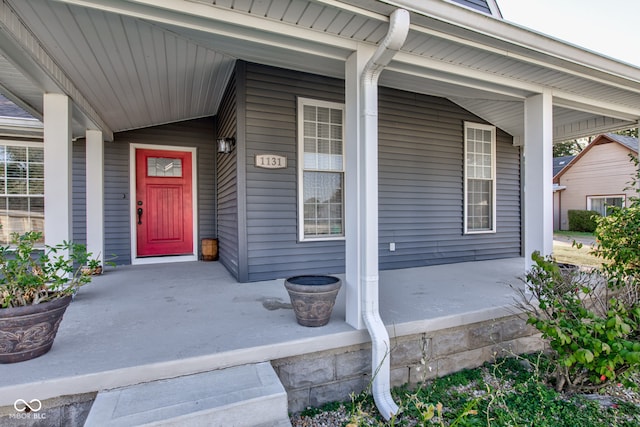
[497,0,640,67]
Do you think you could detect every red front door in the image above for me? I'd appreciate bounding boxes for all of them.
[135,149,193,257]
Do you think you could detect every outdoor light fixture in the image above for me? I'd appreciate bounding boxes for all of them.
[217,137,236,154]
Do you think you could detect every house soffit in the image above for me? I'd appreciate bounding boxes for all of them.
[0,0,638,139]
[0,51,100,139]
[0,1,112,139]
[0,53,44,121]
[5,0,240,135]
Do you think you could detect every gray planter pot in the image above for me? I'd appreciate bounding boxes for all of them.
[0,295,72,363]
[284,275,341,327]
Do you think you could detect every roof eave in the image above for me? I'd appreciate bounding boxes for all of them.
[376,0,640,88]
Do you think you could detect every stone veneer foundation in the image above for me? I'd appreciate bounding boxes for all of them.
[272,313,543,413]
[0,314,543,424]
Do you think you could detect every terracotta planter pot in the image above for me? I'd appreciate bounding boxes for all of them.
[284,275,341,327]
[0,296,72,363]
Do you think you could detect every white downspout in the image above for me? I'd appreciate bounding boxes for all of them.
[360,8,410,421]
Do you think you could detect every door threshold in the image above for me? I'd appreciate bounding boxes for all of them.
[132,255,198,265]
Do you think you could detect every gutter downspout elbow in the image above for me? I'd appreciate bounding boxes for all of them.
[360,8,410,421]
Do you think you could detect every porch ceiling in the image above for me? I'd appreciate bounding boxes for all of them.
[0,0,638,141]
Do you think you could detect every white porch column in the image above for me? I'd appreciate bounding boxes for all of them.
[523,92,554,269]
[86,129,104,263]
[43,93,73,247]
[345,45,375,330]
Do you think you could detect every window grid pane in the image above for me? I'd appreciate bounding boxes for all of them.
[301,101,345,239]
[0,144,44,244]
[467,179,492,230]
[465,125,495,232]
[6,146,26,162]
[303,172,344,237]
[28,147,44,163]
[303,105,344,172]
[466,132,492,179]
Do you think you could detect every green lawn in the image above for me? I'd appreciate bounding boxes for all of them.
[292,354,640,426]
[554,231,596,239]
[553,232,602,268]
[552,241,602,268]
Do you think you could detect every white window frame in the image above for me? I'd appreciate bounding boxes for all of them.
[0,140,45,245]
[587,195,626,217]
[463,122,497,234]
[297,97,346,242]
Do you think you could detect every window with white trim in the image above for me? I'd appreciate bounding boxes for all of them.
[298,98,345,241]
[464,122,496,233]
[587,195,625,217]
[0,142,44,244]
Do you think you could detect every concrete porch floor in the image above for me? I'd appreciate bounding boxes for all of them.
[0,258,526,407]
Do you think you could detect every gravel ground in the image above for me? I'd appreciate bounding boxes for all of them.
[290,407,352,427]
[289,368,640,427]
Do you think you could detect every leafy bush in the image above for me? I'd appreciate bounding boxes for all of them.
[519,155,640,393]
[568,209,601,232]
[592,154,640,286]
[0,232,99,308]
[518,253,640,393]
[592,205,640,283]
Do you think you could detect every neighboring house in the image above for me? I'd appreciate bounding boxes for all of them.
[0,0,639,309]
[553,133,639,231]
[552,155,575,230]
[553,155,576,177]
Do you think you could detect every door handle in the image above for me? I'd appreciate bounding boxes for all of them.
[137,207,143,225]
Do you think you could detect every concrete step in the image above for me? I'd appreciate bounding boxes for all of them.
[84,362,291,427]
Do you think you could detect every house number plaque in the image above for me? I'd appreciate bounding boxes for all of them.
[255,154,287,169]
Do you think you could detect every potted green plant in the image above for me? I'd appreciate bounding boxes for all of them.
[0,231,100,363]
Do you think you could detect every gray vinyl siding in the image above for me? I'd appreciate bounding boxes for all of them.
[104,118,216,264]
[217,70,240,279]
[450,0,492,15]
[72,140,86,245]
[104,140,131,264]
[243,63,345,282]
[378,88,521,269]
[237,62,520,282]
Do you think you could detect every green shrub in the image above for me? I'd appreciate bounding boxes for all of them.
[518,252,640,393]
[0,232,99,308]
[519,155,640,393]
[592,154,640,285]
[593,205,640,283]
[568,209,601,232]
